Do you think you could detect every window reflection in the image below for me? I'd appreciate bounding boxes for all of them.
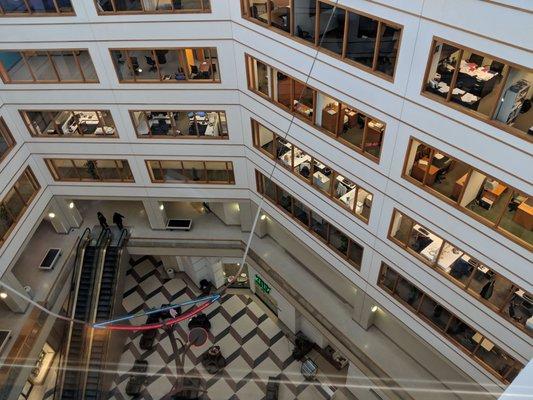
[147,160,235,184]
[95,0,210,13]
[0,0,73,14]
[22,110,116,137]
[0,117,16,162]
[46,159,134,182]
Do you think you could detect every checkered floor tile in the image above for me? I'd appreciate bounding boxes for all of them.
[107,258,329,400]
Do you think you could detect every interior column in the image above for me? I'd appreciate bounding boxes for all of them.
[142,198,167,229]
[46,197,82,234]
[0,271,30,313]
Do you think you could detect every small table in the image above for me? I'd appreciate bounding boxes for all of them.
[472,333,494,351]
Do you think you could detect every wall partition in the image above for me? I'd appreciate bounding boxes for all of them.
[45,159,134,182]
[94,0,210,14]
[21,110,117,137]
[0,49,98,84]
[378,263,524,384]
[0,0,74,15]
[241,0,402,80]
[423,37,533,142]
[110,48,219,83]
[246,54,386,162]
[403,137,532,249]
[252,119,373,222]
[0,117,16,163]
[389,209,532,335]
[256,170,364,269]
[146,160,235,184]
[131,110,227,138]
[0,168,40,247]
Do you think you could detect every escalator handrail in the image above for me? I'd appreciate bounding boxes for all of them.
[96,227,111,248]
[116,228,128,248]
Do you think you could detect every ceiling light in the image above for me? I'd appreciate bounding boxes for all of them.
[260,214,267,221]
[0,293,7,299]
[371,305,379,313]
[69,202,75,209]
[159,204,165,211]
[48,212,56,219]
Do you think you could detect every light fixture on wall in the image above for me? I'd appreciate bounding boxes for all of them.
[68,202,75,209]
[260,214,267,221]
[0,292,7,299]
[371,305,379,313]
[159,204,165,211]
[48,212,56,219]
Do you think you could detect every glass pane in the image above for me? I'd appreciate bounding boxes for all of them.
[262,175,277,201]
[73,159,96,180]
[310,211,328,241]
[409,223,443,263]
[338,106,364,149]
[184,48,213,81]
[293,146,311,182]
[312,160,331,194]
[157,50,184,80]
[96,160,121,180]
[277,187,293,213]
[329,226,348,255]
[380,266,398,292]
[475,344,515,380]
[182,161,206,181]
[425,41,461,99]
[419,295,451,331]
[317,94,340,135]
[147,161,163,181]
[446,317,480,353]
[111,50,134,82]
[51,159,76,180]
[0,119,14,158]
[293,81,314,120]
[376,24,400,76]
[494,67,533,137]
[206,161,229,182]
[333,174,356,211]
[254,59,270,96]
[127,50,159,81]
[149,111,173,136]
[256,123,275,157]
[4,190,24,220]
[293,199,310,226]
[390,211,412,246]
[0,0,29,12]
[55,0,73,12]
[275,136,291,167]
[294,0,316,44]
[364,118,385,158]
[318,2,345,55]
[105,0,142,11]
[132,111,150,136]
[499,192,533,246]
[437,242,467,281]
[275,71,292,108]
[24,111,54,136]
[348,241,363,266]
[28,0,60,13]
[25,51,57,81]
[77,50,98,82]
[270,0,290,33]
[173,0,204,11]
[345,12,378,68]
[50,51,83,82]
[395,277,422,309]
[406,142,431,183]
[72,111,104,135]
[452,50,506,115]
[426,153,471,201]
[0,51,33,82]
[248,0,268,23]
[462,171,509,224]
[97,111,116,135]
[356,188,372,220]
[117,160,133,181]
[504,289,533,330]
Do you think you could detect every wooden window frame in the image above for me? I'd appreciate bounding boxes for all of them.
[93,0,210,15]
[245,54,385,163]
[251,118,373,223]
[377,262,524,384]
[402,137,532,250]
[255,169,363,270]
[387,208,533,337]
[0,117,16,164]
[146,160,235,184]
[421,36,533,143]
[241,0,402,82]
[110,47,220,84]
[0,0,75,16]
[0,49,98,84]
[20,110,117,138]
[45,158,134,182]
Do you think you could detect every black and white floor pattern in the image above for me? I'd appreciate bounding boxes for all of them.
[107,258,330,400]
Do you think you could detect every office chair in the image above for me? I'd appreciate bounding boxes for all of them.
[190,65,199,75]
[145,56,157,73]
[297,26,312,40]
[173,0,182,9]
[490,60,505,74]
[468,53,484,66]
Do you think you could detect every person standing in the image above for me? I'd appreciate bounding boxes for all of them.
[97,212,108,229]
[113,212,125,230]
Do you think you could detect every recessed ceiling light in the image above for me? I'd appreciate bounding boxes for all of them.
[0,292,7,299]
[48,212,56,219]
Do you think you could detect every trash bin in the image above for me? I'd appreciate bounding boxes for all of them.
[166,268,175,279]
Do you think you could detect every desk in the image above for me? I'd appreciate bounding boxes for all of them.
[413,224,444,264]
[411,158,440,185]
[513,197,533,230]
[484,183,507,199]
[453,173,469,200]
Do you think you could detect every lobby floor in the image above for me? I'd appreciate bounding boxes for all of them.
[107,258,337,400]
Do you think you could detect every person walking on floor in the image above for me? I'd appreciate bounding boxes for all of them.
[97,212,108,229]
[113,212,125,230]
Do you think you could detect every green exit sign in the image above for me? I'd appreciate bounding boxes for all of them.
[255,275,271,294]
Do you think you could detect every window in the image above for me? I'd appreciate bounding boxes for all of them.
[246,55,386,162]
[252,119,373,222]
[378,263,524,383]
[256,170,364,269]
[0,0,74,15]
[146,160,235,184]
[110,47,220,83]
[21,110,116,137]
[242,1,402,79]
[94,0,210,13]
[45,159,134,182]
[0,117,16,163]
[131,110,227,138]
[389,209,532,336]
[0,49,97,83]
[0,168,40,247]
[404,138,532,249]
[423,38,533,142]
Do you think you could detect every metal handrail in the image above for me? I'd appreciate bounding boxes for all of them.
[116,228,128,248]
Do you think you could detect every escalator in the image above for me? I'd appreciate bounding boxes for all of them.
[58,228,111,400]
[83,229,128,400]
